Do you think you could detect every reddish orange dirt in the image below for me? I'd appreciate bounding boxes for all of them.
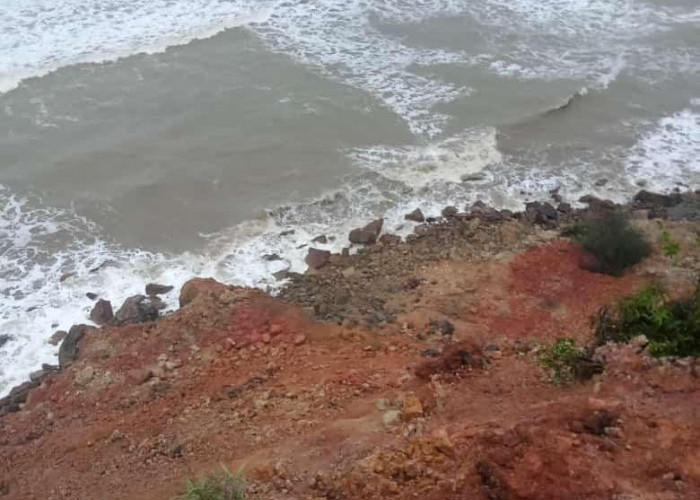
[1,239,698,500]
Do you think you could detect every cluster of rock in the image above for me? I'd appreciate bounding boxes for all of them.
[0,283,173,416]
[285,189,699,327]
[1,189,696,416]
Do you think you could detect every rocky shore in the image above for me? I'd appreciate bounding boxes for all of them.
[0,190,698,500]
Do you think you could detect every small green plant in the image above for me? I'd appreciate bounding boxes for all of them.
[595,283,700,357]
[560,221,587,239]
[178,465,246,500]
[539,338,602,385]
[660,230,680,258]
[574,211,651,276]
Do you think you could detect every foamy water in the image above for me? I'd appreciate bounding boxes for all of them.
[1,0,699,396]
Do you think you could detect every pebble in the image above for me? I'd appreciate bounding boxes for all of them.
[382,410,402,427]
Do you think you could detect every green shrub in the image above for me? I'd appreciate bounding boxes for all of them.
[660,230,680,258]
[539,338,602,385]
[595,283,700,357]
[574,211,651,276]
[178,465,246,500]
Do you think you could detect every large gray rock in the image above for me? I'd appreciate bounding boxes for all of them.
[89,299,113,326]
[305,248,331,269]
[114,295,160,326]
[349,219,384,245]
[58,324,93,368]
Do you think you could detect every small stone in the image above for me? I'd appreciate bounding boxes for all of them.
[145,283,174,296]
[376,398,390,411]
[0,334,13,348]
[109,430,125,442]
[292,334,306,345]
[48,330,67,346]
[382,410,402,427]
[169,443,184,458]
[402,394,424,421]
[86,292,99,301]
[269,324,283,335]
[75,366,95,387]
[405,208,425,223]
[262,333,271,343]
[312,235,328,244]
[164,360,182,371]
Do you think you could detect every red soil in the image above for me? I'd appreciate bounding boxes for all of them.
[0,240,697,500]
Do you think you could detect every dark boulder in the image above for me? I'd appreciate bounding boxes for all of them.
[89,299,113,326]
[557,202,573,214]
[114,295,160,326]
[58,324,94,368]
[578,195,616,212]
[405,208,425,223]
[349,219,384,245]
[86,292,99,300]
[0,379,40,416]
[312,235,328,244]
[441,206,458,218]
[633,190,682,209]
[0,334,12,348]
[525,201,559,228]
[145,283,174,296]
[305,248,331,270]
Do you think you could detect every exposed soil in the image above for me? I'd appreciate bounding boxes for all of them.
[1,196,699,500]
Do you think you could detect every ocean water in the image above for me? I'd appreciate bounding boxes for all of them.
[0,0,698,395]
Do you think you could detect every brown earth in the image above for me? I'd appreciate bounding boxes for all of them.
[0,204,699,500]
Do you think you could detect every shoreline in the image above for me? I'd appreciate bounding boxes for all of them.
[0,187,698,499]
[2,188,698,414]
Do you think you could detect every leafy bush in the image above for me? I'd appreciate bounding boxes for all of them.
[660,230,680,258]
[539,338,602,385]
[178,465,246,500]
[573,211,651,276]
[595,283,700,357]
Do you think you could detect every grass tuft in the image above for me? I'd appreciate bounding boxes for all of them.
[660,230,680,258]
[595,283,700,357]
[177,465,246,500]
[539,338,602,385]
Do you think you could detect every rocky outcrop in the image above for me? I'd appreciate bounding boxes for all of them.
[114,295,160,326]
[89,299,114,326]
[349,219,383,245]
[179,278,229,308]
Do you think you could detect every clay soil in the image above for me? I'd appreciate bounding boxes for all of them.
[1,213,699,500]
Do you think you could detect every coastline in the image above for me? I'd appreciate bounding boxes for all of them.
[0,188,698,499]
[2,188,699,414]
